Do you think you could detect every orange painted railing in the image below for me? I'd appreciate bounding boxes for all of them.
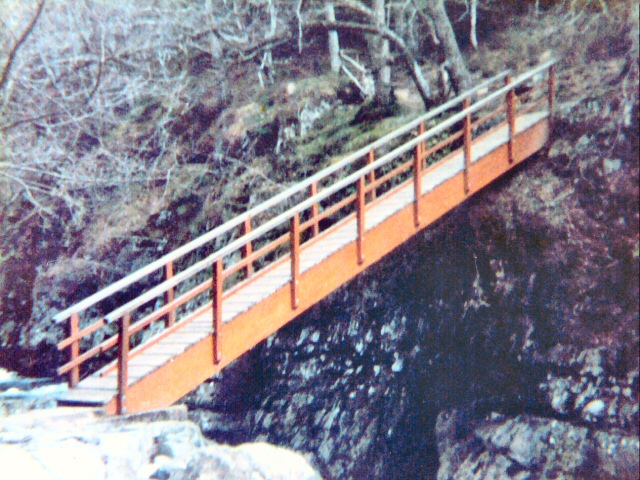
[55,61,556,411]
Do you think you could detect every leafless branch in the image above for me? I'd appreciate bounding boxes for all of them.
[0,0,46,93]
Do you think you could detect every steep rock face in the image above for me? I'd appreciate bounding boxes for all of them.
[188,253,430,478]
[189,205,638,478]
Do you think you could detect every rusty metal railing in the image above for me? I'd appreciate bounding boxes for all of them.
[55,61,556,414]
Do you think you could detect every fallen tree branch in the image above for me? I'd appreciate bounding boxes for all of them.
[238,31,292,61]
[341,64,369,96]
[340,51,367,73]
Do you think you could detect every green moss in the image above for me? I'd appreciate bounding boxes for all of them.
[291,105,428,169]
[291,106,358,163]
[342,114,416,153]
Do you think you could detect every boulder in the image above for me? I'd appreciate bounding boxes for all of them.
[436,412,639,480]
[0,406,322,480]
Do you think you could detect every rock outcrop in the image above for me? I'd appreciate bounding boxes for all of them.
[436,411,639,480]
[0,406,321,480]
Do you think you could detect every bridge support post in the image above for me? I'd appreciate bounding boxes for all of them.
[164,262,175,328]
[241,217,253,278]
[463,98,472,194]
[413,123,424,226]
[117,313,130,415]
[290,214,300,309]
[309,183,319,237]
[506,74,516,164]
[356,176,365,264]
[68,313,80,388]
[212,259,223,364]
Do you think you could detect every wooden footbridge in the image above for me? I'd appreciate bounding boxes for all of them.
[54,61,556,415]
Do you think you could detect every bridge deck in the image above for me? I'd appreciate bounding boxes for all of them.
[57,111,549,410]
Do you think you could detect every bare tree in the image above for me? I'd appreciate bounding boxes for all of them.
[372,0,393,105]
[0,0,476,234]
[419,0,471,94]
[326,3,341,73]
[306,0,435,108]
[0,0,300,226]
[0,0,46,95]
[470,0,478,49]
[303,0,477,107]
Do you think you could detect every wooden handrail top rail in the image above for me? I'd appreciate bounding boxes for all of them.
[52,71,514,324]
[54,63,555,324]
[91,62,558,324]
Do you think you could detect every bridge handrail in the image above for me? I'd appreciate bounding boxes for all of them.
[56,59,557,401]
[52,69,515,324]
[101,61,555,323]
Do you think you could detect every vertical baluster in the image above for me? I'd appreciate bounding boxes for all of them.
[356,176,365,265]
[68,313,79,388]
[413,123,424,227]
[418,122,425,168]
[463,97,472,194]
[117,312,130,415]
[506,74,516,164]
[309,183,319,238]
[164,262,175,328]
[212,258,223,364]
[241,217,253,278]
[366,149,376,201]
[290,214,300,310]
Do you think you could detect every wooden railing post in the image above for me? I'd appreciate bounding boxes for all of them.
[68,313,79,388]
[290,214,300,310]
[418,123,425,168]
[212,258,223,364]
[506,74,516,164]
[241,217,253,278]
[356,176,365,265]
[463,97,472,194]
[366,149,376,201]
[164,262,175,328]
[413,123,425,227]
[117,312,130,415]
[309,183,319,238]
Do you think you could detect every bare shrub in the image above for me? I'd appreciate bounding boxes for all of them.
[0,0,301,234]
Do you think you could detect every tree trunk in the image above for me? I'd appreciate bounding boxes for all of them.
[411,59,434,107]
[470,0,478,49]
[372,0,392,105]
[423,0,471,94]
[316,19,435,109]
[326,3,341,73]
